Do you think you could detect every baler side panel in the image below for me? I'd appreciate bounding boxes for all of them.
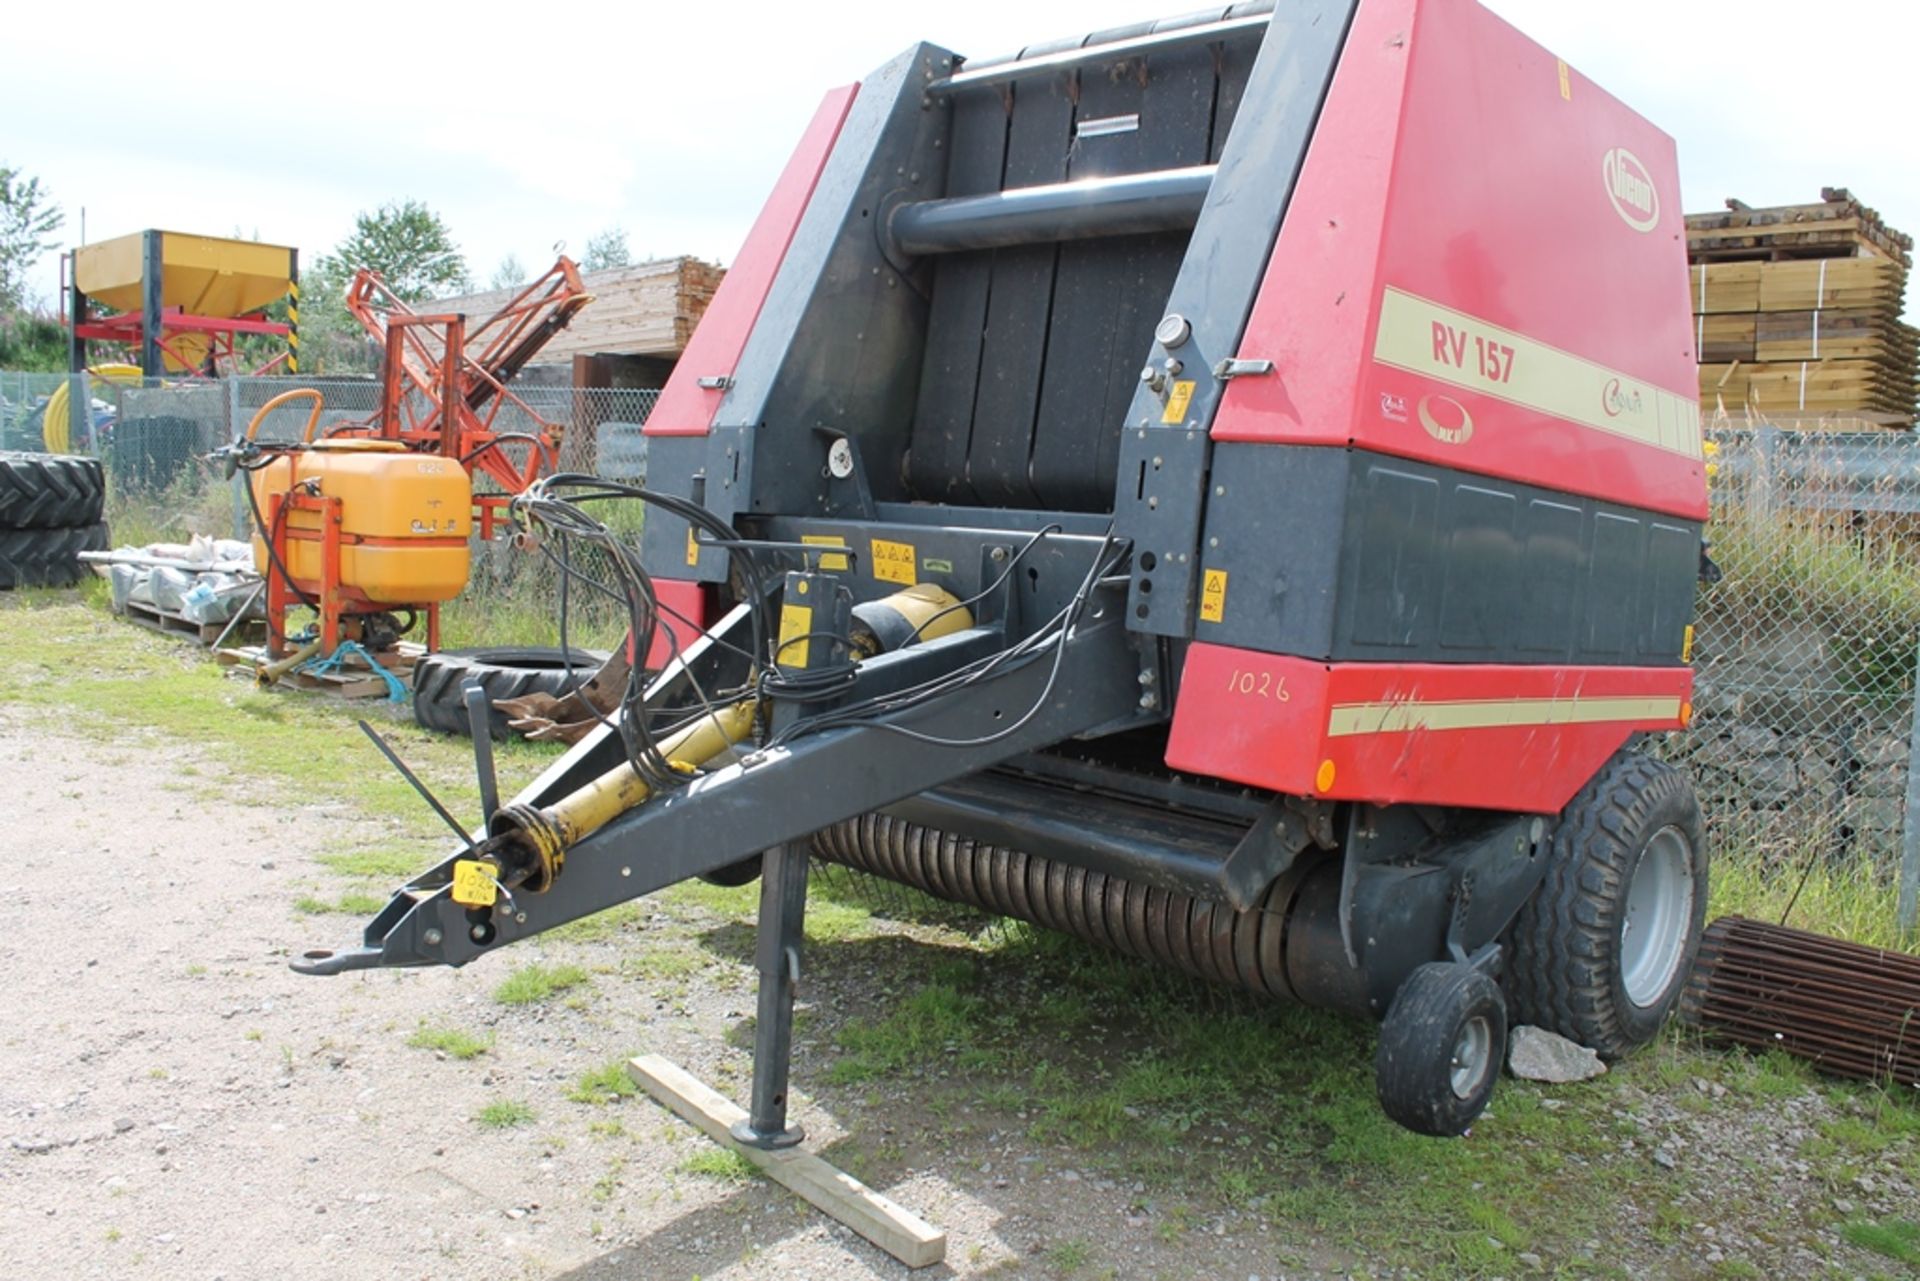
[1166,643,1692,812]
[644,86,856,438]
[1215,0,1706,522]
[714,43,958,517]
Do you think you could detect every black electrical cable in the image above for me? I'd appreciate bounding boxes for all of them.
[237,454,317,608]
[459,432,557,473]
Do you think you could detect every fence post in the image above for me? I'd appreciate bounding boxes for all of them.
[1902,641,1920,939]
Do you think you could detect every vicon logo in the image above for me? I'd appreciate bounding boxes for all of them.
[1603,148,1659,232]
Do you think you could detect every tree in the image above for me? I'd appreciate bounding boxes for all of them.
[583,228,631,272]
[316,200,469,304]
[0,166,64,312]
[489,253,527,292]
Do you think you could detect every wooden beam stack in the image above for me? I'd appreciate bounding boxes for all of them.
[1688,190,1916,427]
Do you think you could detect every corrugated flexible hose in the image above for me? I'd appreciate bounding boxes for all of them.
[813,811,1323,1002]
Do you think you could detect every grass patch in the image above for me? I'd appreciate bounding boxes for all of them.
[678,1147,758,1182]
[474,1099,535,1129]
[406,1022,491,1060]
[547,902,645,944]
[567,1060,641,1105]
[1044,1239,1092,1274]
[826,982,984,1084]
[293,890,388,916]
[0,597,563,849]
[1841,1218,1920,1268]
[1710,852,1918,955]
[493,962,591,1006]
[316,845,428,882]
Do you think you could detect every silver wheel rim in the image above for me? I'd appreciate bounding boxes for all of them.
[1621,825,1695,1008]
[1450,1015,1493,1099]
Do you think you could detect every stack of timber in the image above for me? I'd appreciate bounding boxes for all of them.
[1689,190,1916,427]
[431,257,724,362]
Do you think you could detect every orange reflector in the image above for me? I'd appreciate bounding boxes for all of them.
[1679,701,1693,727]
[1315,759,1337,792]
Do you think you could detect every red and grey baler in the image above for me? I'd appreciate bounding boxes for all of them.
[300,0,1711,1138]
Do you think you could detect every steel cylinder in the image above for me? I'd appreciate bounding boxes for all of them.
[812,811,1341,1005]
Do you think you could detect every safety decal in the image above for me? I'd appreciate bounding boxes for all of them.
[1199,568,1228,623]
[870,538,917,586]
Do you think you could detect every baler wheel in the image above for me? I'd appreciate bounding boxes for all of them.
[1374,962,1506,1137]
[1505,752,1707,1059]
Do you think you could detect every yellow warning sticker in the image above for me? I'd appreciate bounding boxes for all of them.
[1557,58,1571,100]
[777,603,814,668]
[870,538,917,586]
[801,534,851,571]
[1682,624,1695,663]
[451,859,498,909]
[1199,569,1228,623]
[1162,379,1196,424]
[685,526,699,567]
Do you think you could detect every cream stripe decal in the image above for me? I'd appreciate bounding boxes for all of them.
[1372,287,1703,459]
[1327,695,1683,738]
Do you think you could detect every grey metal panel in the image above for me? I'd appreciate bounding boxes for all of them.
[1196,443,1701,667]
[903,86,1009,506]
[1586,514,1643,656]
[1349,468,1439,647]
[1437,486,1519,651]
[1188,440,1346,659]
[1517,499,1583,654]
[1115,0,1360,637]
[712,42,957,516]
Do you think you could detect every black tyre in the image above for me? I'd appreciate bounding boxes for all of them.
[0,522,109,589]
[1505,751,1708,1059]
[0,451,106,530]
[1375,961,1507,1137]
[411,646,608,739]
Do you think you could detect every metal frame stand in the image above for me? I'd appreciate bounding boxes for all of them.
[731,840,811,1150]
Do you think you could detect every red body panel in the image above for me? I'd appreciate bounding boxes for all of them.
[646,86,858,437]
[1213,0,1705,521]
[1167,643,1693,814]
[644,578,712,669]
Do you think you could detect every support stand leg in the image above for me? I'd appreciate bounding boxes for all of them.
[732,840,809,1150]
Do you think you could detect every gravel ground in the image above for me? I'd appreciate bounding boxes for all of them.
[1,706,1915,1281]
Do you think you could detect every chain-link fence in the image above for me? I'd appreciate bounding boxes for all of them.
[1683,429,1920,899]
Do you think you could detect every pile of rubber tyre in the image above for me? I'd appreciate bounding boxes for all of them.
[0,451,110,589]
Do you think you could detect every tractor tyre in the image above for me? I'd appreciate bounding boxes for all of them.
[412,646,609,739]
[0,451,106,530]
[1505,751,1708,1059]
[0,522,109,589]
[1375,961,1506,1137]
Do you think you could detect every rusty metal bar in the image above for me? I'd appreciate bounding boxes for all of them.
[1681,916,1920,1087]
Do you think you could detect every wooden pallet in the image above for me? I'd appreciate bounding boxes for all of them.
[1686,193,1916,426]
[121,599,266,648]
[214,641,425,699]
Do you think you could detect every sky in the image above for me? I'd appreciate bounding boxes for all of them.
[4,0,1916,318]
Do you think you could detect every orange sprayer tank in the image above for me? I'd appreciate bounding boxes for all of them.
[251,441,472,605]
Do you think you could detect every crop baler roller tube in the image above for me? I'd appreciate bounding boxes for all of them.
[887,166,1216,257]
[814,811,1352,1009]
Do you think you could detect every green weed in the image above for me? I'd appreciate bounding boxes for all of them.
[568,1060,641,1105]
[406,1022,491,1060]
[678,1147,758,1182]
[493,962,591,1006]
[474,1099,535,1129]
